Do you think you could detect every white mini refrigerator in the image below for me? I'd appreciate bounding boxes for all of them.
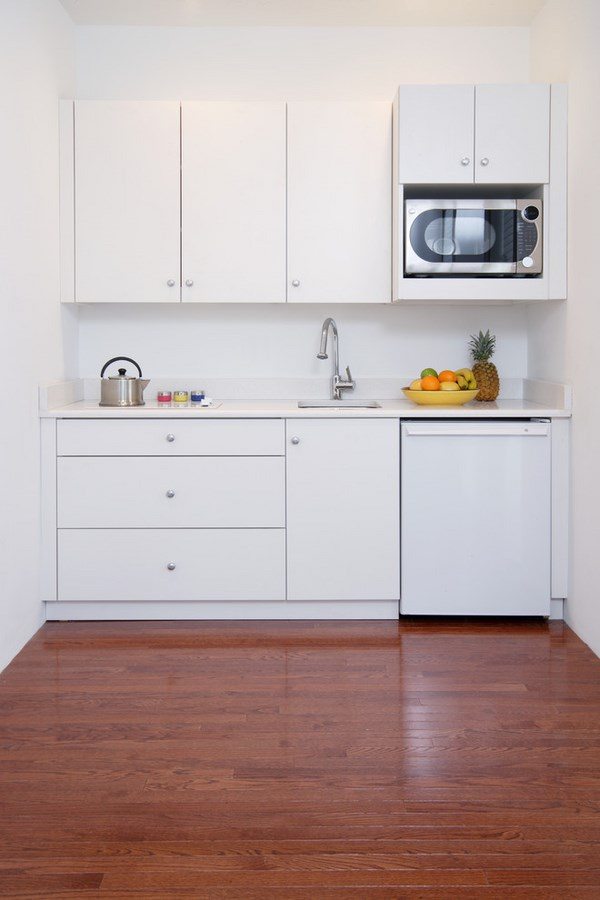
[401,420,551,616]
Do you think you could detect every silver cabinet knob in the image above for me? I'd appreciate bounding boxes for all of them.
[185,279,194,287]
[166,433,175,443]
[480,157,489,166]
[167,562,176,571]
[167,279,176,287]
[460,156,470,166]
[291,436,300,445]
[291,280,300,287]
[166,489,176,498]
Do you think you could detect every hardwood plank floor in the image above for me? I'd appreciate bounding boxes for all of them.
[0,618,599,898]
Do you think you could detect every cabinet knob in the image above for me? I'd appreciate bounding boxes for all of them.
[291,280,300,287]
[166,433,175,443]
[167,562,176,571]
[460,156,470,166]
[185,279,194,287]
[166,489,176,498]
[291,436,300,445]
[167,279,176,287]
[480,157,489,166]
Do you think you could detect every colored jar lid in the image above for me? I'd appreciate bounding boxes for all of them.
[191,390,205,402]
[157,391,172,402]
[173,390,189,402]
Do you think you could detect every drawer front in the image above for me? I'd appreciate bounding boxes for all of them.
[58,457,285,527]
[57,419,284,456]
[57,529,285,602]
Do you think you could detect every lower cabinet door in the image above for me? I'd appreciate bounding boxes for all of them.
[58,529,285,602]
[286,419,400,602]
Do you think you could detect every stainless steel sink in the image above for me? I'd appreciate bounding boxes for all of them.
[298,399,381,408]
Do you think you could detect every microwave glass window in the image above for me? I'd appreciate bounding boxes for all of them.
[410,209,517,263]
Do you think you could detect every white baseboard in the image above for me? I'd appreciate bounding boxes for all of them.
[46,600,400,620]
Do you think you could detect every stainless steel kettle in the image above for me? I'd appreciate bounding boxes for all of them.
[99,357,150,407]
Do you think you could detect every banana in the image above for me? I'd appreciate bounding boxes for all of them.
[456,374,468,390]
[455,368,474,380]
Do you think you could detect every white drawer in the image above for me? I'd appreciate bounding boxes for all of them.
[57,529,285,602]
[57,418,284,456]
[58,456,285,528]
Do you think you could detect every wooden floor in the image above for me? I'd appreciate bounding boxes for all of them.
[0,620,599,898]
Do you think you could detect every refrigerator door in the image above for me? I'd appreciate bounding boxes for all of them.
[401,420,551,616]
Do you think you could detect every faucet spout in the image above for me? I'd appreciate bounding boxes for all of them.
[316,317,354,401]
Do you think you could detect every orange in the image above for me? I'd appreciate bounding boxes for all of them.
[421,375,440,391]
[438,370,457,383]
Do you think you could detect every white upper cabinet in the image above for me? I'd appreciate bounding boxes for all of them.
[182,102,286,303]
[74,101,181,302]
[475,84,550,184]
[397,84,550,184]
[287,102,391,303]
[397,85,475,184]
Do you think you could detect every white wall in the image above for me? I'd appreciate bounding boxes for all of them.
[529,0,600,656]
[0,0,77,672]
[75,25,531,99]
[74,23,532,381]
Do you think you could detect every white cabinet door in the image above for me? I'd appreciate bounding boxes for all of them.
[182,103,286,303]
[475,84,550,184]
[287,102,391,303]
[287,420,400,602]
[397,85,475,184]
[74,101,181,302]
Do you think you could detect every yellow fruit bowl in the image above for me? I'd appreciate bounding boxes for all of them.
[402,388,479,406]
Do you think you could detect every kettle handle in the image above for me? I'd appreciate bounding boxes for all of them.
[100,356,143,378]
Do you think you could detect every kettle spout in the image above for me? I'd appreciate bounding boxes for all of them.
[140,379,150,393]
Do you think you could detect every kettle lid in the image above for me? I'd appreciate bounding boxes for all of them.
[108,367,137,380]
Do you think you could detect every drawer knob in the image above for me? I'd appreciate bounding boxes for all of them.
[166,433,175,443]
[480,157,489,166]
[167,562,176,571]
[291,279,300,287]
[185,279,194,287]
[460,156,470,166]
[167,279,176,287]
[166,489,176,498]
[291,436,300,445]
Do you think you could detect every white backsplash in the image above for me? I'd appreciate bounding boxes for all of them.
[77,302,529,384]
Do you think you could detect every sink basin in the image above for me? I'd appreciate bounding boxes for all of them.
[298,400,381,408]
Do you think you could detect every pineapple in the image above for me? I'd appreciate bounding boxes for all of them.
[469,329,500,402]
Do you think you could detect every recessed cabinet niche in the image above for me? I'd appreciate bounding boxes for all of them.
[60,99,391,304]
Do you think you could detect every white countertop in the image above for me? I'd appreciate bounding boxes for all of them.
[40,397,571,419]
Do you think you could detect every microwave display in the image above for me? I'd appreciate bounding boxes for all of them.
[405,199,542,276]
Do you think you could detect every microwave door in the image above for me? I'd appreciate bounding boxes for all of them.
[406,206,518,275]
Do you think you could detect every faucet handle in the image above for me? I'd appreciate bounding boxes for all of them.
[345,366,354,385]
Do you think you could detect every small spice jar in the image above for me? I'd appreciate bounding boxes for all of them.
[190,389,205,403]
[157,390,172,403]
[173,390,189,403]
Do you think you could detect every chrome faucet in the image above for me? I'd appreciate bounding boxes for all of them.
[317,317,355,401]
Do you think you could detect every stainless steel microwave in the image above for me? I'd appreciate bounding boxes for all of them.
[405,199,542,276]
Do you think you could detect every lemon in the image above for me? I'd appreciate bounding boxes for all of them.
[409,378,422,390]
[421,368,438,379]
[440,381,460,392]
